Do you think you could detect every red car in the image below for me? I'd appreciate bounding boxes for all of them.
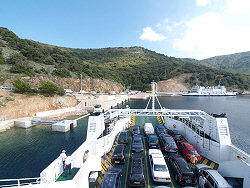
[177,141,201,162]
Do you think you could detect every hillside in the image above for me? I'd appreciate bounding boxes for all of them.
[182,51,250,75]
[0,27,250,91]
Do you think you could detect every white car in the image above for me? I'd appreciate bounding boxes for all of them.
[148,149,171,183]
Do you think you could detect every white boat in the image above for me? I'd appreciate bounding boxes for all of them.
[1,82,249,188]
[182,84,237,96]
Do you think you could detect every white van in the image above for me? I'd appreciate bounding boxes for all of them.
[144,123,155,135]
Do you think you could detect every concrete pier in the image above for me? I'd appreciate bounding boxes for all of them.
[52,120,77,132]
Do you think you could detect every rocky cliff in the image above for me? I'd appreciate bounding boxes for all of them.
[1,76,124,93]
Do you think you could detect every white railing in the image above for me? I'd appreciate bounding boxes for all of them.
[229,144,250,165]
[39,116,130,187]
[0,177,40,187]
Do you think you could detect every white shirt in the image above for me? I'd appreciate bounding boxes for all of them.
[199,176,207,186]
[60,153,66,161]
[65,156,72,165]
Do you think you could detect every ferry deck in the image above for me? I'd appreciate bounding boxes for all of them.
[92,115,219,188]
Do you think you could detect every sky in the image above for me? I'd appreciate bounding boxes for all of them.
[1,0,250,59]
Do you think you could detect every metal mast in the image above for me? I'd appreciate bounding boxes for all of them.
[152,80,156,112]
[80,74,83,91]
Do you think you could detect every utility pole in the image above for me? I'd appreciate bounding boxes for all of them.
[80,74,82,92]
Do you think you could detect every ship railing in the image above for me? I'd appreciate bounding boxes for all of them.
[229,144,250,165]
[0,177,40,187]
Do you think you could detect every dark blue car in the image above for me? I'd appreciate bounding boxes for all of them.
[100,166,122,188]
[156,126,167,135]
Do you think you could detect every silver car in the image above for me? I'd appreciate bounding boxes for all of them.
[195,164,232,188]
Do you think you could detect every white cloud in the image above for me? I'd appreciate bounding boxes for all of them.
[140,27,166,42]
[196,0,211,6]
[225,0,250,15]
[164,18,169,23]
[173,12,250,59]
[166,25,172,31]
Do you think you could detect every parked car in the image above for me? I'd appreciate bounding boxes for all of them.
[177,141,201,162]
[168,153,197,186]
[168,130,184,141]
[89,91,97,94]
[144,123,155,135]
[195,164,232,188]
[118,131,128,144]
[148,149,171,183]
[159,134,178,153]
[128,153,146,187]
[147,134,159,149]
[156,126,167,135]
[111,144,126,164]
[131,135,144,153]
[100,166,122,188]
[132,126,140,135]
[64,89,73,94]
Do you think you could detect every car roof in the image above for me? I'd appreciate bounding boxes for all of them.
[169,154,193,174]
[180,141,196,150]
[114,144,124,153]
[206,170,231,186]
[149,149,162,155]
[152,157,166,165]
[101,173,118,188]
[163,136,175,142]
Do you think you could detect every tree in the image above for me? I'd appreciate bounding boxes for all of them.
[12,78,32,94]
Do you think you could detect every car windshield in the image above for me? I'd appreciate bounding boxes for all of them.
[167,143,177,148]
[133,139,142,145]
[188,150,198,155]
[182,174,195,180]
[119,135,126,139]
[131,174,144,180]
[154,165,167,171]
[175,135,182,139]
[149,137,158,141]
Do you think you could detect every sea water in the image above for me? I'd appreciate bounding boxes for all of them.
[0,95,249,179]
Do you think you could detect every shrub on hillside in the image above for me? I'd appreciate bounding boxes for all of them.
[38,81,65,97]
[12,78,32,94]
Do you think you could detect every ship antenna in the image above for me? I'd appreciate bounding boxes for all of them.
[145,81,163,112]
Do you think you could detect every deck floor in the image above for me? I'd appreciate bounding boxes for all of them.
[95,116,218,188]
[56,168,80,182]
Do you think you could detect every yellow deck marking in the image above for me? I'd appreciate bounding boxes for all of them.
[143,138,150,188]
[210,162,215,169]
[124,138,132,188]
[202,158,209,165]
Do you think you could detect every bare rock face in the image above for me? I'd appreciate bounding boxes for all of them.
[157,74,192,92]
[2,76,124,93]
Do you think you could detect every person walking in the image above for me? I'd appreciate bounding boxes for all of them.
[190,154,198,168]
[199,174,207,188]
[103,152,107,162]
[60,150,67,166]
[83,150,89,163]
[64,153,72,177]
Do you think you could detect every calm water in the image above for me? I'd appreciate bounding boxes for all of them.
[0,96,249,179]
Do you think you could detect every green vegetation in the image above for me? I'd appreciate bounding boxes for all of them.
[182,51,250,75]
[0,48,5,64]
[12,78,33,94]
[12,78,65,96]
[38,81,65,97]
[0,27,250,91]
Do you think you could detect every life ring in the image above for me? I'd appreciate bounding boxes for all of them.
[173,124,177,128]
